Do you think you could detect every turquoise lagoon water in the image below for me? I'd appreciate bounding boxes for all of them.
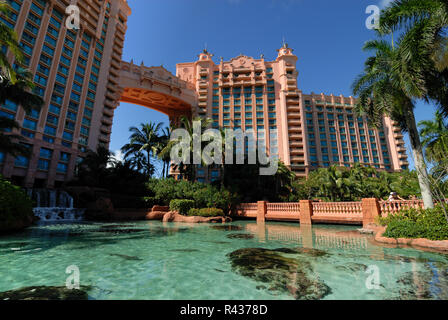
[0,220,447,300]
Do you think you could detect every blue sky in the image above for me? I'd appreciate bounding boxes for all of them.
[110,0,438,172]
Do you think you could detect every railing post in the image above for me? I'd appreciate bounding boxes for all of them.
[299,200,313,225]
[362,198,381,228]
[257,201,267,223]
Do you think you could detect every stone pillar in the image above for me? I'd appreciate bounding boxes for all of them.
[257,201,267,223]
[362,198,381,228]
[299,200,313,225]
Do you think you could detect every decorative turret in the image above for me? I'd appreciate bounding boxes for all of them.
[276,42,296,60]
[197,48,214,61]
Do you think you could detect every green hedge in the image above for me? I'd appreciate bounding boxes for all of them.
[0,176,33,226]
[169,199,195,215]
[187,208,224,217]
[380,206,448,241]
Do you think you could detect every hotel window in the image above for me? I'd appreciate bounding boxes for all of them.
[329,127,336,133]
[14,153,29,168]
[342,149,349,155]
[323,155,329,162]
[40,148,53,160]
[353,149,359,156]
[319,127,325,133]
[331,141,337,147]
[309,133,315,139]
[363,157,370,163]
[63,131,73,141]
[327,114,334,120]
[321,140,328,147]
[310,155,318,162]
[343,156,350,162]
[354,156,360,163]
[330,134,336,140]
[309,140,316,146]
[57,163,68,173]
[3,100,18,112]
[320,134,326,140]
[23,119,37,131]
[0,152,4,164]
[310,148,316,154]
[338,115,344,120]
[340,128,346,134]
[332,148,338,154]
[37,159,50,171]
[333,156,340,162]
[341,134,347,140]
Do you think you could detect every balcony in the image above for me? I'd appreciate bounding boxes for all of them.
[198,101,207,107]
[199,69,208,76]
[285,91,299,97]
[287,98,300,105]
[289,126,302,132]
[285,64,295,71]
[101,117,113,126]
[288,112,300,119]
[287,106,301,112]
[198,81,208,88]
[290,142,303,149]
[289,134,302,140]
[290,156,305,162]
[288,119,301,126]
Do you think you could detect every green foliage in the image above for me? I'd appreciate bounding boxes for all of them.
[287,165,421,202]
[187,208,224,217]
[146,178,239,213]
[0,176,33,224]
[169,199,195,215]
[380,206,448,241]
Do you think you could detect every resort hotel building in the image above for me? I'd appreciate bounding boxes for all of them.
[176,46,409,180]
[0,0,131,187]
[0,0,408,187]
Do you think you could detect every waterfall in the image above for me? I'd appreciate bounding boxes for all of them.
[28,189,85,222]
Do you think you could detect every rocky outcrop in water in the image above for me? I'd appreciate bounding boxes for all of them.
[162,211,231,224]
[0,286,90,300]
[228,248,332,300]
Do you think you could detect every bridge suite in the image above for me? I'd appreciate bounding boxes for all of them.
[118,60,197,123]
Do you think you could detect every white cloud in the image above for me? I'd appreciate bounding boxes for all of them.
[379,0,394,8]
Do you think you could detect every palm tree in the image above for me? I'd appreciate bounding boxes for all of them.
[352,39,435,208]
[419,111,448,163]
[76,146,116,186]
[379,0,448,71]
[0,8,43,158]
[379,0,448,118]
[121,122,163,177]
[0,1,24,83]
[160,116,212,181]
[0,116,28,156]
[157,126,172,178]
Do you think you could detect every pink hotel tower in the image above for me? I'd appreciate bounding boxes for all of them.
[176,45,408,179]
[0,0,408,188]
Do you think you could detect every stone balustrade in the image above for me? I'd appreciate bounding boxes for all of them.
[234,199,448,227]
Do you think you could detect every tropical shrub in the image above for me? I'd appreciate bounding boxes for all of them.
[0,176,33,227]
[169,199,195,215]
[380,207,448,241]
[147,178,239,213]
[187,208,224,217]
